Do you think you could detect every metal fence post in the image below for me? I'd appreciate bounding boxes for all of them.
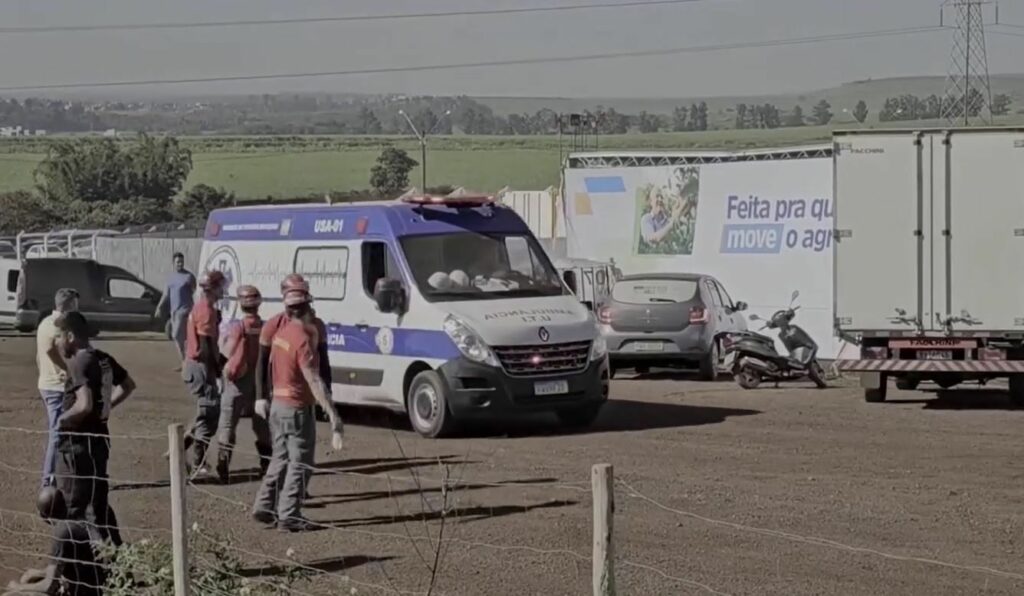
[168,424,190,596]
[592,463,616,596]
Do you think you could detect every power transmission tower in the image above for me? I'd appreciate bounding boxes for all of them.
[940,0,995,125]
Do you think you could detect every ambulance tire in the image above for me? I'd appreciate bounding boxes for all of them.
[408,371,458,438]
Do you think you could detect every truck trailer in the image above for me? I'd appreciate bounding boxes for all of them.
[833,127,1024,404]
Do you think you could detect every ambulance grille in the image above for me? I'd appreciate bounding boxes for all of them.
[493,341,592,377]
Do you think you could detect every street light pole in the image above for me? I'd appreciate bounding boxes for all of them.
[399,109,451,192]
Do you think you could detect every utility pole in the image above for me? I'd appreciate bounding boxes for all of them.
[940,0,995,125]
[399,109,452,191]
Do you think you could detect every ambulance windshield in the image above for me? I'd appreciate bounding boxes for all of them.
[400,232,566,301]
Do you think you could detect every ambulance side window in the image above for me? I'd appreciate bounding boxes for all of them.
[293,246,349,300]
[362,241,401,298]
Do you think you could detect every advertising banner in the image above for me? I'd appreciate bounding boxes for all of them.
[565,154,848,359]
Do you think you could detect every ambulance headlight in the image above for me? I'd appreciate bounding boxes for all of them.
[443,315,499,367]
[591,334,608,360]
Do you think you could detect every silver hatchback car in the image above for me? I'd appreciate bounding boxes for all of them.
[597,273,747,380]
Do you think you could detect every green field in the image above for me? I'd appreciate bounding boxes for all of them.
[0,127,840,199]
[2,116,1023,199]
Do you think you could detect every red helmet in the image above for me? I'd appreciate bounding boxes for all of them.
[198,270,226,290]
[283,289,311,306]
[237,285,262,308]
[280,274,309,295]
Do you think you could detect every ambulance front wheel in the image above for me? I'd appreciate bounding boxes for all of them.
[408,371,459,438]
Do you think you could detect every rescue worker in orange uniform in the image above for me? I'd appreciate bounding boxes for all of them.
[252,281,344,532]
[215,285,272,483]
[255,274,332,497]
[182,270,226,473]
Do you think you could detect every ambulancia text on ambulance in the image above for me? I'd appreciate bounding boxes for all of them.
[199,194,610,437]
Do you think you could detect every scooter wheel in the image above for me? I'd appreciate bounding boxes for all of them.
[808,361,828,389]
[735,366,761,390]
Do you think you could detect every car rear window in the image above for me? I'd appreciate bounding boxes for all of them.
[611,279,698,304]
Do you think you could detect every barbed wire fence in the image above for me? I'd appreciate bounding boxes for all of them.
[4,420,1022,595]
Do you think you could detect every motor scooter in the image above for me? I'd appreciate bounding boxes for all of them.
[723,291,827,389]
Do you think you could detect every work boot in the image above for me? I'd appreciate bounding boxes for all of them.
[191,443,210,478]
[216,453,231,484]
[278,517,320,533]
[252,509,276,526]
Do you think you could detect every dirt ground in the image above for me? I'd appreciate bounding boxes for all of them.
[1,333,1023,596]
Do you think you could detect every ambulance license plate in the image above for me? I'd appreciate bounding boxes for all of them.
[918,351,952,360]
[534,380,569,396]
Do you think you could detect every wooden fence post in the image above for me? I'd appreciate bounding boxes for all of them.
[592,463,616,596]
[169,424,190,596]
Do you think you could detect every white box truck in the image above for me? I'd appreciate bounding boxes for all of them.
[834,127,1024,403]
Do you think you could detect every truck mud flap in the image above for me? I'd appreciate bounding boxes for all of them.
[838,359,1024,373]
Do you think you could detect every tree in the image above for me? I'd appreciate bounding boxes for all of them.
[416,108,439,136]
[0,191,55,233]
[759,103,781,129]
[735,104,748,129]
[356,107,382,134]
[671,106,688,132]
[173,184,235,223]
[637,111,660,133]
[784,105,805,127]
[32,134,192,228]
[853,100,869,124]
[370,147,418,197]
[992,93,1013,116]
[923,95,942,120]
[812,100,833,125]
[692,102,709,131]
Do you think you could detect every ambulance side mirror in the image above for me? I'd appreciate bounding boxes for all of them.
[374,278,406,314]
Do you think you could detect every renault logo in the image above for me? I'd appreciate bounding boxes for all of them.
[538,327,550,342]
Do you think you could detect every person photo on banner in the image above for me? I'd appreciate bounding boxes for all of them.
[636,166,700,256]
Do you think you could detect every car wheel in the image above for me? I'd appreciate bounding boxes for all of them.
[557,404,603,430]
[698,341,719,381]
[1009,375,1024,408]
[407,371,458,438]
[735,365,761,389]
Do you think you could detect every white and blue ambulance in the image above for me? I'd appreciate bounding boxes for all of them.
[199,195,610,437]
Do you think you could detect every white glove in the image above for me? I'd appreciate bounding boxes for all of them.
[329,418,344,452]
[254,399,270,419]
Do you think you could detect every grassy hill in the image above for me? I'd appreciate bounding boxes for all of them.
[476,74,1024,121]
[3,74,1024,199]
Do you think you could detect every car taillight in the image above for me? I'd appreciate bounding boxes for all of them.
[689,306,709,324]
[15,271,25,307]
[596,306,612,325]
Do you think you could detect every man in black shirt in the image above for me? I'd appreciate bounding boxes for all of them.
[4,486,106,595]
[53,312,135,548]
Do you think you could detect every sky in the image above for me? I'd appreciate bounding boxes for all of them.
[0,0,1022,99]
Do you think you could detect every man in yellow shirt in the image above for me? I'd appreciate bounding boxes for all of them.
[36,289,79,488]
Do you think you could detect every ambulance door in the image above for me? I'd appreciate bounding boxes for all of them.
[338,238,407,408]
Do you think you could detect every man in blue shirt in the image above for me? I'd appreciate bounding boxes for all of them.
[155,252,196,365]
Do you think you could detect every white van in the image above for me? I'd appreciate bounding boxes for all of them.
[0,258,21,328]
[199,195,610,437]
